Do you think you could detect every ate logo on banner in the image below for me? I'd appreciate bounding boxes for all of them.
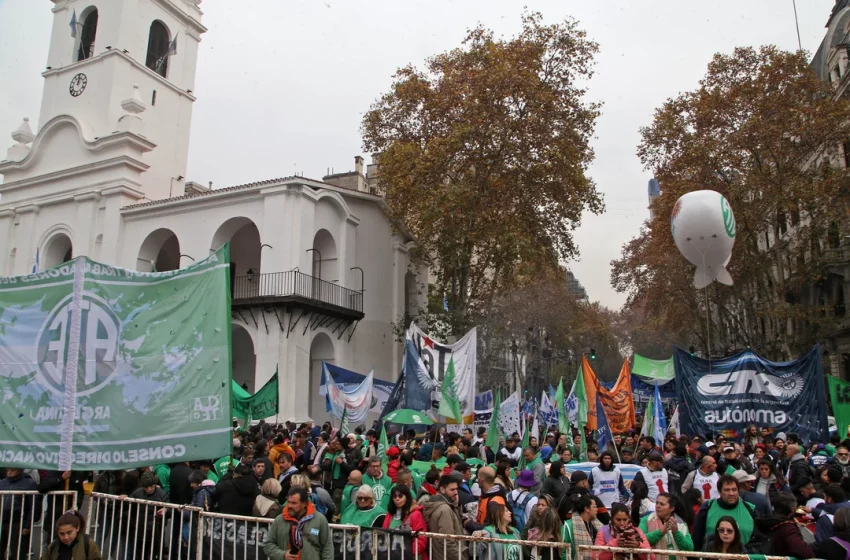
[36,293,121,396]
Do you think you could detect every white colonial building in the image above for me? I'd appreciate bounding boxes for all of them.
[0,0,425,422]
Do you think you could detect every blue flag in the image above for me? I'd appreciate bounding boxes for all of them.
[596,392,613,452]
[651,383,667,448]
[378,373,405,423]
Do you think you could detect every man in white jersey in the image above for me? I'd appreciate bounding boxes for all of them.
[588,451,630,509]
[631,452,668,502]
[682,455,720,500]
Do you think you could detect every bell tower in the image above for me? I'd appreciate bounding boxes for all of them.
[2,0,207,201]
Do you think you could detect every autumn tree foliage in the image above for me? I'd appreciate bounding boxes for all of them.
[362,12,603,337]
[613,46,850,359]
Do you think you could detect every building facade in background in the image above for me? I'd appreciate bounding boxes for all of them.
[0,0,425,422]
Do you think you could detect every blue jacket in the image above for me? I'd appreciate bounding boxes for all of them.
[0,473,39,524]
[741,490,772,516]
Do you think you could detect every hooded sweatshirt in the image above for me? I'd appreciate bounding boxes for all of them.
[589,454,630,509]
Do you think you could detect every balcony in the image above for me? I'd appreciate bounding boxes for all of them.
[231,270,364,321]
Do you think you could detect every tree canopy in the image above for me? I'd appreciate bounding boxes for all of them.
[362,12,603,337]
[613,46,850,359]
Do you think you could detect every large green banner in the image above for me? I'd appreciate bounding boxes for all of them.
[632,353,675,381]
[0,247,233,470]
[829,375,850,441]
[232,370,279,421]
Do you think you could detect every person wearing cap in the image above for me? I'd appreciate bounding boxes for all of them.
[718,445,743,475]
[589,451,630,510]
[681,455,720,500]
[386,446,402,482]
[498,437,522,467]
[563,470,611,525]
[621,447,635,464]
[632,452,668,503]
[507,470,539,530]
[733,470,771,516]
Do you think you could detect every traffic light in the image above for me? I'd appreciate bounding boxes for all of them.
[689,346,696,356]
[590,348,596,360]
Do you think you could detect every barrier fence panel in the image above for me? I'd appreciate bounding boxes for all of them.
[419,529,571,560]
[87,491,202,560]
[198,511,273,560]
[576,545,792,560]
[0,490,77,560]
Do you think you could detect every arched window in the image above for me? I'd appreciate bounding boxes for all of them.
[76,8,98,61]
[145,20,171,77]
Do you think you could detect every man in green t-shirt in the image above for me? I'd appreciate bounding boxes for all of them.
[340,470,363,516]
[692,474,756,550]
[362,457,393,509]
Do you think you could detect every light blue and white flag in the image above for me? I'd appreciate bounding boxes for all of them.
[70,9,79,38]
[31,249,39,274]
[539,391,558,427]
[323,362,374,423]
[651,383,667,447]
[565,378,579,424]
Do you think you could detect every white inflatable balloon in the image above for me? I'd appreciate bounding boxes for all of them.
[670,190,736,289]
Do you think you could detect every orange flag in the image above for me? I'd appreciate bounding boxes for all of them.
[582,356,636,433]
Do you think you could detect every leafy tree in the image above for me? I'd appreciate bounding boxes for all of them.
[362,12,603,337]
[613,46,850,359]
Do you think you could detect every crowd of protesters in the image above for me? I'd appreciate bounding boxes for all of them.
[5,419,850,560]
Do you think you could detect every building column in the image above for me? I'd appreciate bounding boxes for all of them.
[73,193,100,258]
[0,210,15,276]
[259,192,288,275]
[13,206,39,276]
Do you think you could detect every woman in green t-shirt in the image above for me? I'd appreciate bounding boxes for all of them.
[473,502,523,560]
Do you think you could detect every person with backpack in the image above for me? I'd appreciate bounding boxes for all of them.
[507,470,539,534]
[307,465,336,518]
[39,510,101,560]
[254,478,283,518]
[691,475,757,550]
[815,508,850,560]
[382,485,428,560]
[752,491,813,558]
[471,501,522,560]
[593,503,653,560]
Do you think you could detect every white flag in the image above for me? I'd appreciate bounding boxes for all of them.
[670,406,680,436]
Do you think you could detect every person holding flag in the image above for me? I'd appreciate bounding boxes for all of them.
[588,395,630,510]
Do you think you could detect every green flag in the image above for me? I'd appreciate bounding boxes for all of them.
[340,407,350,436]
[0,246,232,470]
[574,365,589,461]
[829,376,850,440]
[518,413,531,469]
[555,378,570,435]
[377,422,389,461]
[485,389,502,450]
[231,370,279,421]
[438,357,463,421]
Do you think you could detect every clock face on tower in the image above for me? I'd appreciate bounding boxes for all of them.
[69,73,87,97]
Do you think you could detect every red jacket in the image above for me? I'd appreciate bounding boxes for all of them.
[382,505,428,560]
[387,459,400,483]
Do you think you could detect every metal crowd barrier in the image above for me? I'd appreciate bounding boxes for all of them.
[87,491,202,560]
[0,490,77,560]
[0,491,803,560]
[576,544,792,560]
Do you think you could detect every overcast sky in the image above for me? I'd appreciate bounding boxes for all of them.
[0,0,837,308]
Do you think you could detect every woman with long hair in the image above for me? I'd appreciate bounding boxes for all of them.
[528,508,563,560]
[704,516,743,555]
[524,495,559,540]
[39,510,102,560]
[472,502,522,560]
[382,485,428,560]
[594,503,653,560]
[638,493,694,560]
[755,458,789,508]
[541,461,570,504]
[495,459,514,493]
[629,479,654,526]
[680,489,703,532]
